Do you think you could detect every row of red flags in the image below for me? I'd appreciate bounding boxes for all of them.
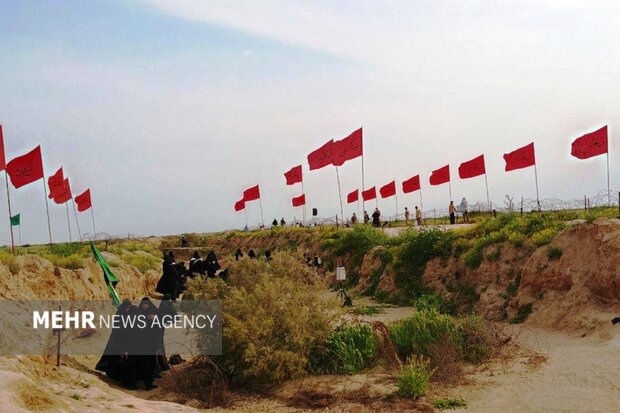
[236,125,609,211]
[0,126,92,212]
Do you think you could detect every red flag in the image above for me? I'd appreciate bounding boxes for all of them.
[292,193,306,207]
[504,142,535,171]
[380,181,396,198]
[234,199,245,212]
[307,140,334,171]
[429,165,450,186]
[332,128,363,167]
[0,125,6,171]
[362,187,377,201]
[458,154,486,179]
[571,126,608,159]
[6,146,44,189]
[347,189,359,204]
[243,185,260,202]
[402,175,421,193]
[75,189,92,212]
[284,165,303,185]
[53,178,72,204]
[48,167,64,199]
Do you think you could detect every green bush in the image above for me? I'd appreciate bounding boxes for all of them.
[530,228,559,247]
[397,356,432,399]
[462,248,483,268]
[120,253,159,273]
[413,293,446,313]
[322,225,387,267]
[311,323,378,375]
[547,247,563,260]
[511,303,533,324]
[0,253,20,274]
[389,309,460,359]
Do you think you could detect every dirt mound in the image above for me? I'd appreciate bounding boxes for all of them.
[513,218,620,334]
[0,253,158,301]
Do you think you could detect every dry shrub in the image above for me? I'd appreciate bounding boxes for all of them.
[159,356,229,408]
[369,321,400,370]
[186,252,336,388]
[427,339,463,383]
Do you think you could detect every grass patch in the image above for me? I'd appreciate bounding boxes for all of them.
[348,306,385,316]
[310,323,378,375]
[0,252,20,274]
[397,356,432,399]
[433,398,467,410]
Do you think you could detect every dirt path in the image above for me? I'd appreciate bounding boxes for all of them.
[446,325,620,413]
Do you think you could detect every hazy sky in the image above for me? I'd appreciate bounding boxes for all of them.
[1,0,618,244]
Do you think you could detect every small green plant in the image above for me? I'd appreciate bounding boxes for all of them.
[462,248,483,268]
[511,303,533,324]
[313,323,378,375]
[547,247,563,260]
[70,393,82,400]
[397,356,432,399]
[413,293,446,313]
[433,398,467,410]
[486,245,501,262]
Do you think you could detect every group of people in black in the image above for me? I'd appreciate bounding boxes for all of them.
[235,248,272,261]
[156,250,225,299]
[95,297,175,390]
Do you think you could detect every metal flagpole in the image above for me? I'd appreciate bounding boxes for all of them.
[361,154,366,215]
[484,172,491,212]
[18,223,21,246]
[41,178,53,245]
[301,180,306,224]
[4,171,15,254]
[448,180,453,202]
[71,199,82,242]
[90,204,97,240]
[244,208,248,228]
[65,203,72,242]
[357,196,360,221]
[335,167,344,224]
[607,152,611,207]
[534,164,541,212]
[419,189,424,225]
[258,197,265,227]
[394,192,399,221]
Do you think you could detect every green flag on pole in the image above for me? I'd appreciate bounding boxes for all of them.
[10,214,20,226]
[90,242,122,308]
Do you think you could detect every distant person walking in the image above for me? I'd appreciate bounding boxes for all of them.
[415,206,422,226]
[404,207,410,225]
[272,218,278,227]
[372,208,381,227]
[351,213,358,225]
[458,197,469,223]
[363,210,370,224]
[280,217,286,227]
[449,201,456,225]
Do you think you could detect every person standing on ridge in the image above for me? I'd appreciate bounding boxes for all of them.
[449,201,456,225]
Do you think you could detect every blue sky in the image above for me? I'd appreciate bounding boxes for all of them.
[1,1,619,243]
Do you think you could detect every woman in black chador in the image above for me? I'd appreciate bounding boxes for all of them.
[156,253,180,299]
[95,300,140,390]
[136,297,160,390]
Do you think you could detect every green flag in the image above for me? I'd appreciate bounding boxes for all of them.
[90,242,122,308]
[10,214,20,226]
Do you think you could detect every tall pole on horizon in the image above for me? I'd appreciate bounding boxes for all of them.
[607,151,611,207]
[301,179,306,224]
[534,164,541,212]
[4,171,15,254]
[41,177,53,245]
[65,202,72,242]
[484,172,491,212]
[258,197,265,227]
[335,166,344,224]
[71,199,82,242]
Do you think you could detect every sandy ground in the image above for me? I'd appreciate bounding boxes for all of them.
[445,325,620,413]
